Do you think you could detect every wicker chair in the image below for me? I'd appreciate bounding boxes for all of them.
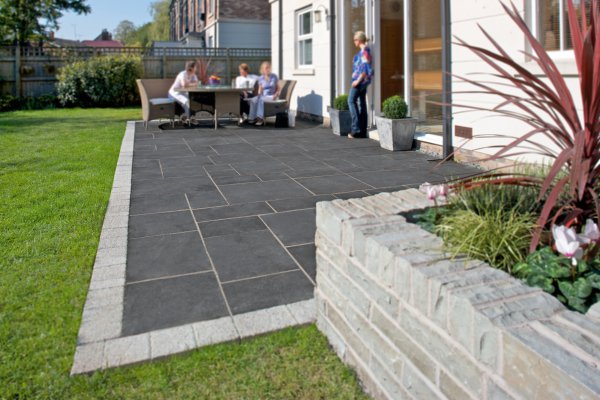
[264,80,296,120]
[136,79,177,129]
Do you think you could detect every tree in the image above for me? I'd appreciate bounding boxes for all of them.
[0,0,91,44]
[113,20,136,43]
[149,0,170,41]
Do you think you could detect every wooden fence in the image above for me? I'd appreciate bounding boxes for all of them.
[0,46,271,97]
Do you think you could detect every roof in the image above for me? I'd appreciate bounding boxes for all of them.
[82,40,123,48]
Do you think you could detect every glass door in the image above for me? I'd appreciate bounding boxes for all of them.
[410,0,443,134]
[379,0,405,102]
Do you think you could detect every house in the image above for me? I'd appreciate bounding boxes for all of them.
[169,0,271,48]
[271,0,586,163]
[81,29,123,48]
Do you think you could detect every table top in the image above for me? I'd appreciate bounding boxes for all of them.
[175,86,248,93]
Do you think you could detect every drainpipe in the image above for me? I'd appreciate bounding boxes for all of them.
[278,0,283,78]
[329,0,336,108]
[441,0,453,159]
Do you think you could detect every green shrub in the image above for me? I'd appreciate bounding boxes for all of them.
[514,247,600,313]
[333,94,349,111]
[0,94,59,112]
[57,55,143,107]
[382,95,407,119]
[436,208,537,273]
[452,182,541,216]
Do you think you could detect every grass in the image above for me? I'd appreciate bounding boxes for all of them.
[0,108,368,399]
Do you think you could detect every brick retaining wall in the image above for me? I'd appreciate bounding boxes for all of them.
[314,189,600,400]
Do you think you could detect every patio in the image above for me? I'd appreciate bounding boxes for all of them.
[74,119,479,372]
[125,120,477,331]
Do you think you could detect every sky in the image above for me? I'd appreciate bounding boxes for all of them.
[56,0,155,41]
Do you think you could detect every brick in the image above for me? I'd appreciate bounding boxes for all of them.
[84,286,123,309]
[94,253,127,268]
[325,300,370,363]
[90,264,126,282]
[336,199,377,219]
[104,333,150,367]
[446,295,475,353]
[399,310,484,396]
[342,217,405,264]
[587,302,600,322]
[318,255,370,317]
[371,306,438,382]
[77,313,121,344]
[316,201,352,245]
[369,354,409,400]
[316,313,348,361]
[472,312,502,371]
[88,277,125,290]
[503,327,600,399]
[556,310,600,341]
[477,292,564,329]
[440,370,477,400]
[531,319,600,361]
[401,361,441,399]
[486,379,516,400]
[346,259,399,319]
[344,348,389,400]
[151,324,197,358]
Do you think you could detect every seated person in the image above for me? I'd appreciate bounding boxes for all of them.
[235,63,258,121]
[168,61,198,120]
[248,61,279,126]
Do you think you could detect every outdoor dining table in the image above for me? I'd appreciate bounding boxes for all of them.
[176,86,249,130]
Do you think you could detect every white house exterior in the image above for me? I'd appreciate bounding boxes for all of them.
[270,0,585,162]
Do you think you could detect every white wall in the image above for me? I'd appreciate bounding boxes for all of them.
[450,0,583,162]
[271,0,333,118]
[218,20,271,49]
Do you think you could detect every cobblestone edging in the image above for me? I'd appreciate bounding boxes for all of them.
[71,122,316,374]
[315,188,600,400]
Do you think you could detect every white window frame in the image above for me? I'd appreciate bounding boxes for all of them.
[530,0,593,54]
[296,7,314,68]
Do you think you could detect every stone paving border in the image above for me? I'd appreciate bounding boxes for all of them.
[71,122,317,375]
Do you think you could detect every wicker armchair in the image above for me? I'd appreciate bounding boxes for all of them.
[264,80,296,119]
[136,79,177,129]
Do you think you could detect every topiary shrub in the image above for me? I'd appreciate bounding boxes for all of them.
[57,55,143,107]
[333,94,349,111]
[382,95,408,119]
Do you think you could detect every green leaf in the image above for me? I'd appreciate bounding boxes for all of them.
[573,278,593,298]
[586,273,600,289]
[528,275,555,293]
[558,281,577,297]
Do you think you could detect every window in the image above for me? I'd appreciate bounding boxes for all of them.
[537,0,597,51]
[296,8,313,67]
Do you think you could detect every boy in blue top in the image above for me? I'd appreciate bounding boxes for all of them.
[348,31,373,138]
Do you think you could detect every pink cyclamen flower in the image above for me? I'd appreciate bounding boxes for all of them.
[419,182,443,201]
[578,219,600,245]
[439,184,449,197]
[552,225,582,265]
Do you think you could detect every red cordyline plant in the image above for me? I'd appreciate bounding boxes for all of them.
[195,58,212,84]
[451,0,600,252]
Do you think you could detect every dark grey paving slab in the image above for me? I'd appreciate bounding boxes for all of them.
[287,244,317,281]
[260,209,316,246]
[296,174,373,195]
[129,193,189,214]
[267,195,335,212]
[132,163,163,181]
[199,216,267,238]
[129,211,196,238]
[205,230,299,282]
[349,169,445,188]
[131,176,215,197]
[193,202,273,221]
[222,270,313,315]
[122,273,229,335]
[333,191,370,200]
[127,232,211,282]
[211,174,260,185]
[219,179,312,204]
[186,190,228,209]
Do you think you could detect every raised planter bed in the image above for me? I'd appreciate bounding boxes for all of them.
[314,189,600,400]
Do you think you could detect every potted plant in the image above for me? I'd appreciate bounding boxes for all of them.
[328,94,352,136]
[375,95,417,151]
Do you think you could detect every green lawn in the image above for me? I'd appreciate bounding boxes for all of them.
[0,108,368,399]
